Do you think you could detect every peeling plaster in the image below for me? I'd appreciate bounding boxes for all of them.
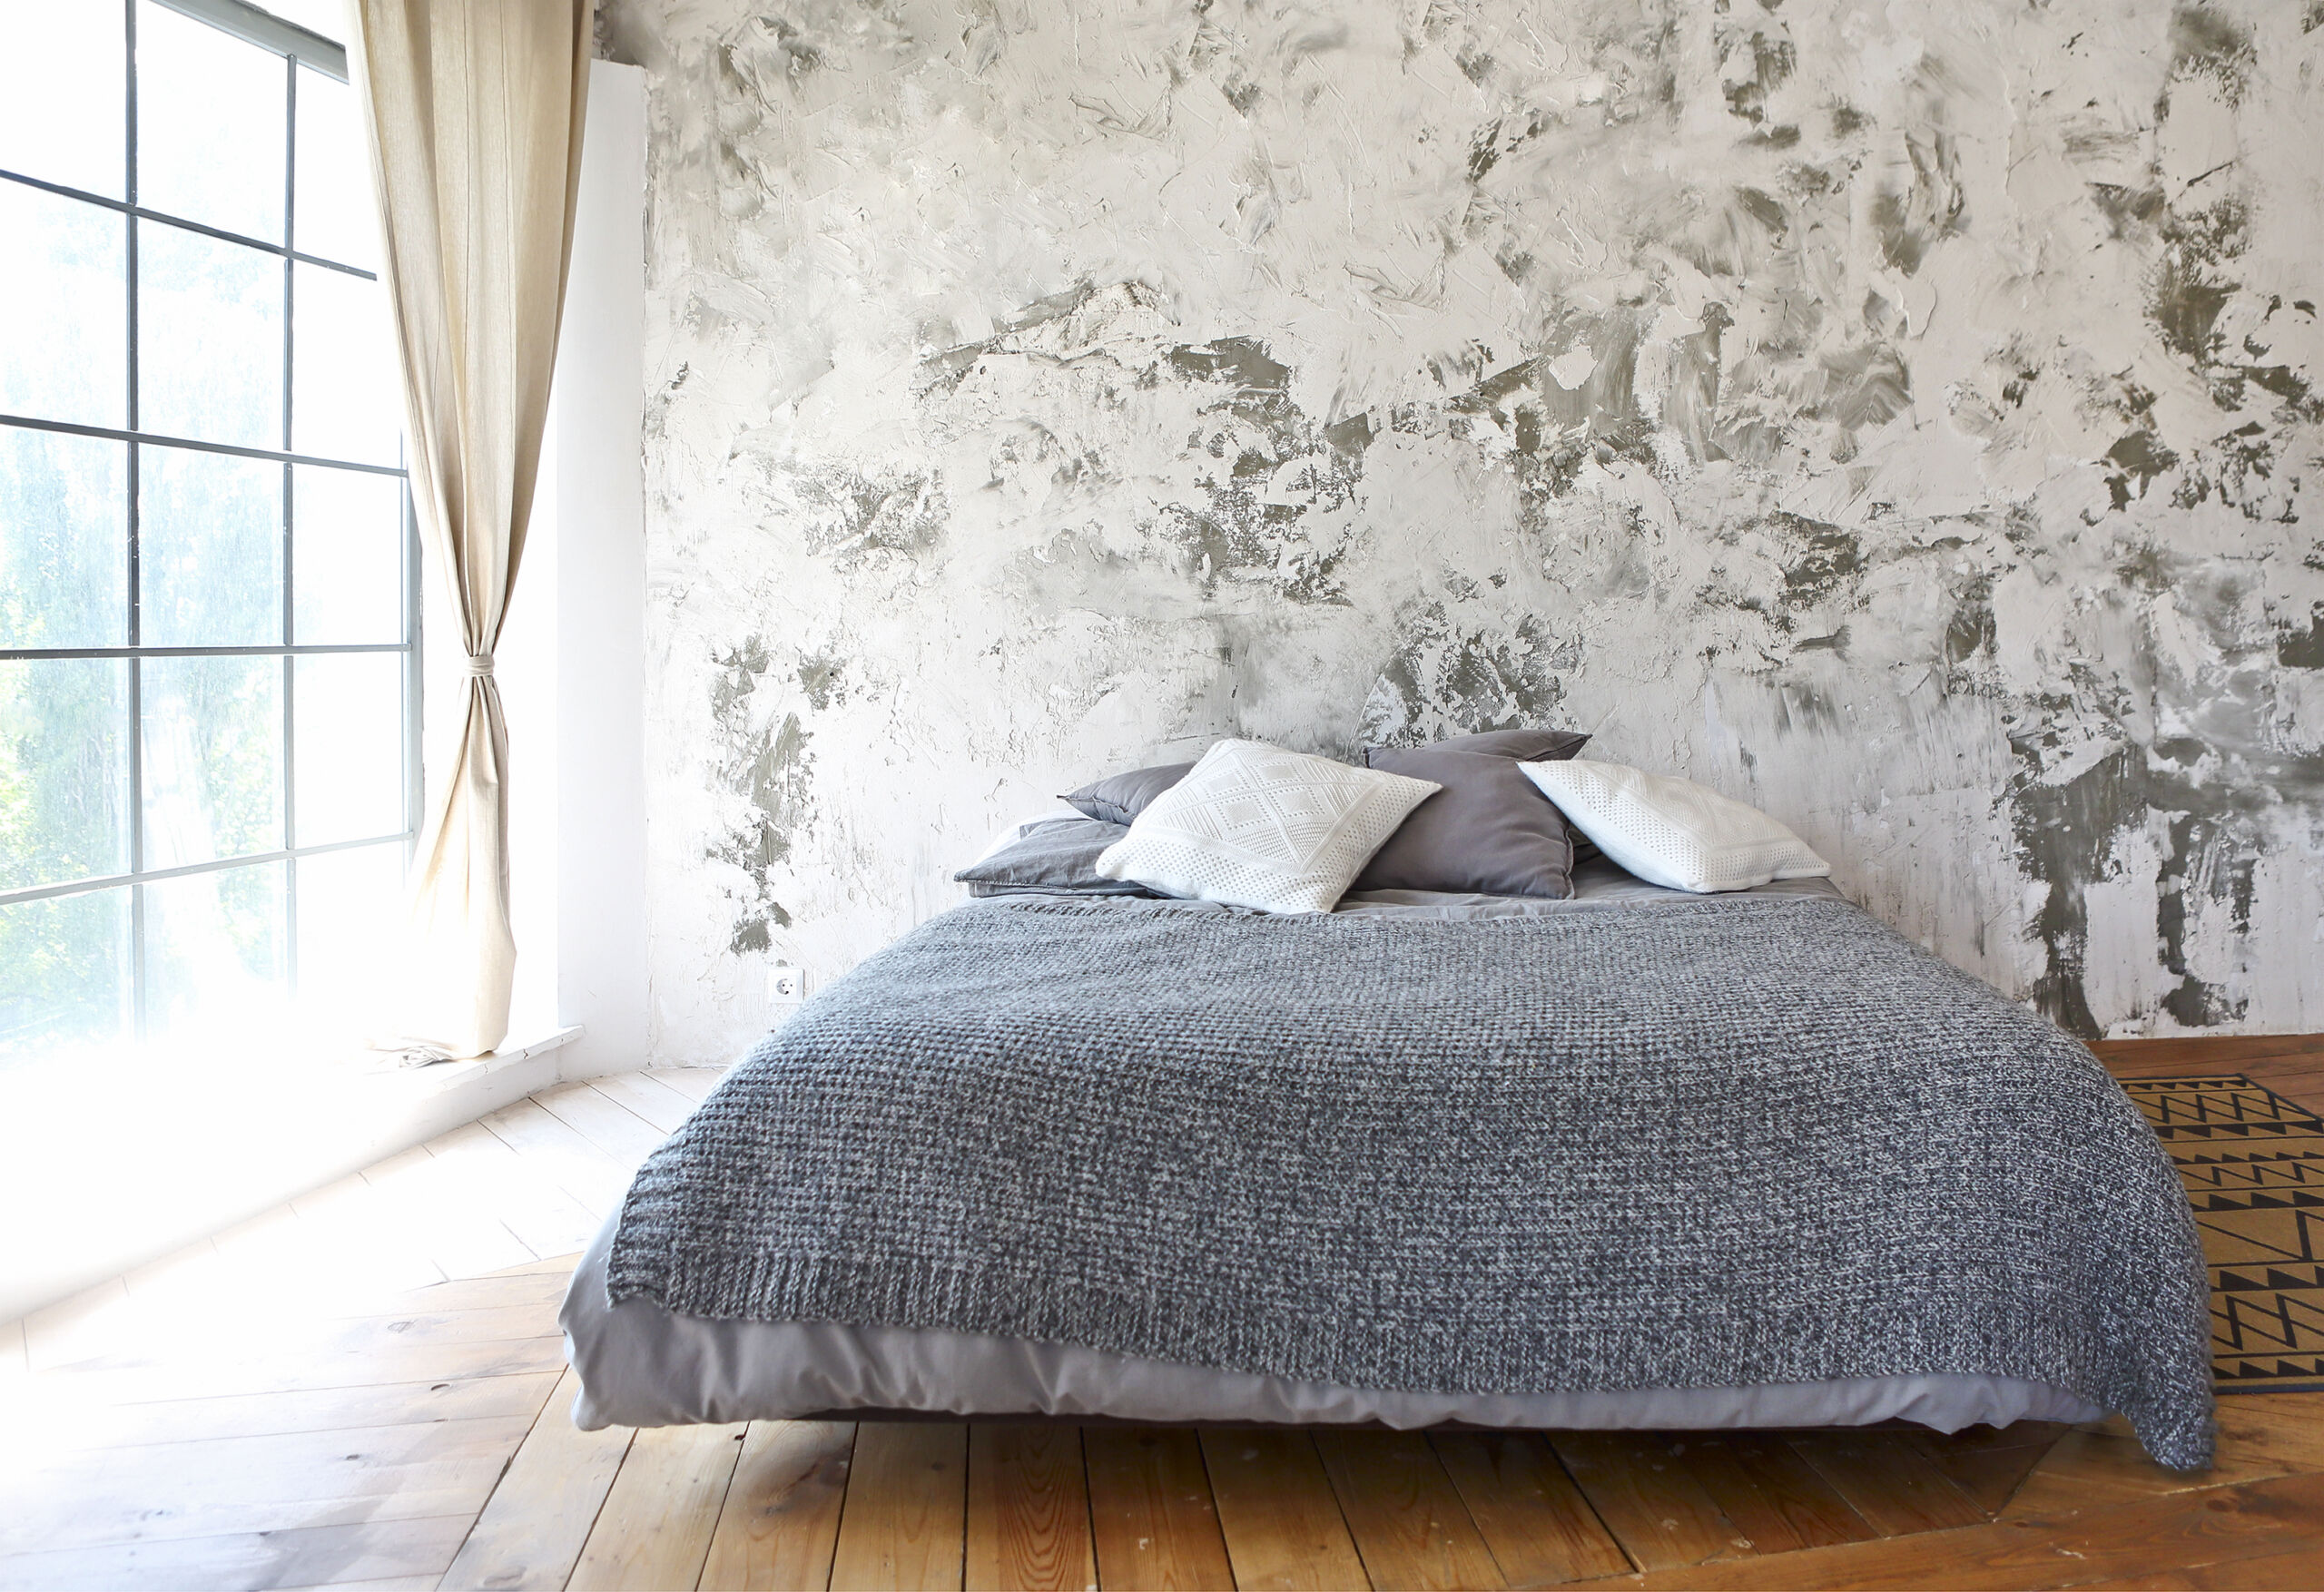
[607,0,2324,1062]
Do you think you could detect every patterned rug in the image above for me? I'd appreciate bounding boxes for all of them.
[2123,1075,2324,1393]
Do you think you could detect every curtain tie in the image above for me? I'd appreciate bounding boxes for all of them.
[467,652,497,678]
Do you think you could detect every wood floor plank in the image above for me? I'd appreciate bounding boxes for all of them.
[478,1097,636,1218]
[653,1066,730,1103]
[478,1251,590,1277]
[2089,1034,2324,1069]
[1905,1422,2073,1515]
[1314,1429,1504,1590]
[2072,1541,2324,1588]
[31,1331,569,1410]
[591,1070,703,1135]
[828,1421,970,1592]
[2211,1392,2324,1475]
[1547,1430,1749,1571]
[2001,1424,2304,1519]
[967,1423,1098,1592]
[56,1370,560,1450]
[1669,1431,1876,1555]
[440,1366,635,1592]
[0,1513,474,1592]
[5,1485,496,1563]
[534,1079,671,1165]
[1081,1426,1236,1592]
[420,1121,607,1258]
[345,1268,573,1315]
[360,1138,538,1280]
[1609,1469,2324,1590]
[1197,1429,1369,1592]
[3,1414,536,1553]
[701,1420,856,1592]
[568,1420,749,1592]
[1785,1429,1987,1536]
[1429,1430,1630,1586]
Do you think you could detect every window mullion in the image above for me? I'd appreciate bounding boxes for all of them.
[282,51,300,995]
[123,0,148,1040]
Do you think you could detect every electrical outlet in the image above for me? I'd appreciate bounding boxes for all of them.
[767,965,806,1004]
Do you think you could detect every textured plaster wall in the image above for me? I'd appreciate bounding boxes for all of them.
[600,0,2324,1064]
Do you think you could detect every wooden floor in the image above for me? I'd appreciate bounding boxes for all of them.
[2,1038,2320,1591]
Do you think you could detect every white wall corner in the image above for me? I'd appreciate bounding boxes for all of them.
[501,59,650,1078]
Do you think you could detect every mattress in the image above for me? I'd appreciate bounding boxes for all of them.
[561,1212,2103,1431]
[562,869,2152,1443]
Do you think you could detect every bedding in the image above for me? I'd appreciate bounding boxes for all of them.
[1060,761,1193,826]
[589,885,2216,1469]
[954,816,1153,897]
[1354,738,1587,899]
[1522,759,1829,892]
[565,1217,2102,1432]
[1093,739,1439,912]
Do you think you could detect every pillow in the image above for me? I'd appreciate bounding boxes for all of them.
[1095,740,1441,913]
[1520,760,1829,893]
[1369,727,1590,763]
[1060,762,1194,826]
[1354,728,1590,898]
[954,817,1156,898]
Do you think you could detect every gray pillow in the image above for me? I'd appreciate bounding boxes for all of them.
[1059,762,1195,826]
[954,817,1157,898]
[1353,729,1590,899]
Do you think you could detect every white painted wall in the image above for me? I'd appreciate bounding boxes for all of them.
[504,60,649,1077]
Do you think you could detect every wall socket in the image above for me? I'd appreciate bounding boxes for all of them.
[766,965,806,1004]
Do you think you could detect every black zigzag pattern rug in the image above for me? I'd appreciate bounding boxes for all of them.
[2124,1075,2324,1393]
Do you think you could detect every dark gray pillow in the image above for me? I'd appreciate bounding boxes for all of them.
[954,817,1157,898]
[1059,762,1194,826]
[1353,729,1590,899]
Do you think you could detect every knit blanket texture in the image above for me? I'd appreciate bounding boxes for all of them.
[607,894,2216,1468]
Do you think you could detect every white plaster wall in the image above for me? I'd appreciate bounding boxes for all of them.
[602,0,2324,1062]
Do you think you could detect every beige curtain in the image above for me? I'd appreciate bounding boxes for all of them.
[354,0,593,1059]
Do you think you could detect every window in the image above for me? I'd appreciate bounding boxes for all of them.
[0,0,416,1066]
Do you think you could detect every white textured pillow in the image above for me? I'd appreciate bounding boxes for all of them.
[1519,760,1829,893]
[1095,740,1441,913]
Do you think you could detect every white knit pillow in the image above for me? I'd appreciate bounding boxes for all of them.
[1096,740,1440,913]
[1520,760,1829,893]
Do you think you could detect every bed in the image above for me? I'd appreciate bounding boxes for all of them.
[562,860,2216,1469]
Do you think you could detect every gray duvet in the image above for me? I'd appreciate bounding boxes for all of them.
[580,875,2214,1467]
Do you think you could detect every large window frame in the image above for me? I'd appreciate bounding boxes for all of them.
[0,0,419,1045]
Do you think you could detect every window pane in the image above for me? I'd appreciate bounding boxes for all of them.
[291,464,402,644]
[139,222,284,448]
[0,184,127,428]
[140,445,282,646]
[134,0,287,243]
[292,66,377,270]
[0,427,128,648]
[292,653,403,846]
[291,262,399,465]
[0,2,127,199]
[295,840,402,1010]
[0,888,132,1069]
[142,655,283,870]
[0,659,131,892]
[143,860,287,1038]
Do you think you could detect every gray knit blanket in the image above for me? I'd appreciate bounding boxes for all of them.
[607,894,2216,1469]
